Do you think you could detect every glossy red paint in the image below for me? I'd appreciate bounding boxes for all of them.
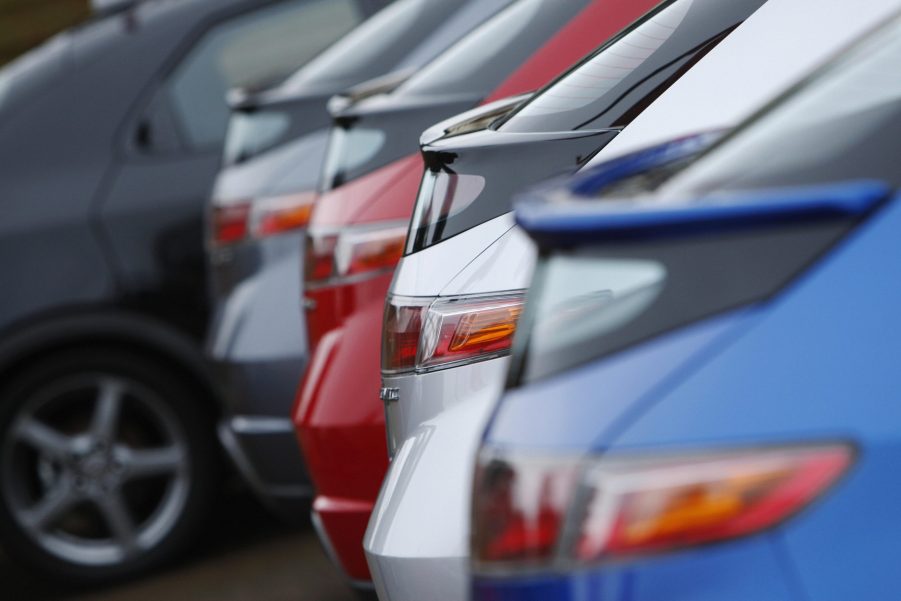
[294,0,665,584]
[294,158,422,582]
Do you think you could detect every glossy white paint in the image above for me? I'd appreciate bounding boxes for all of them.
[439,223,535,296]
[591,0,901,164]
[366,362,506,601]
[390,212,514,296]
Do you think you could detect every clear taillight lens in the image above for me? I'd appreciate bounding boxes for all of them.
[382,293,526,375]
[211,191,317,246]
[304,221,408,287]
[472,444,854,572]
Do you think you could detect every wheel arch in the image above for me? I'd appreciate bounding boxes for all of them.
[0,308,223,421]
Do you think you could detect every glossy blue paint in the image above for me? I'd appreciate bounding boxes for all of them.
[485,308,758,451]
[474,536,798,601]
[477,179,901,598]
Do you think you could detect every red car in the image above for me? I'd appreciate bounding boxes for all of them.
[294,0,661,586]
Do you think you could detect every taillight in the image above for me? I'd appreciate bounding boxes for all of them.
[472,443,853,572]
[212,203,251,246]
[252,191,316,237]
[382,297,431,373]
[211,191,317,246]
[382,293,526,374]
[304,221,408,287]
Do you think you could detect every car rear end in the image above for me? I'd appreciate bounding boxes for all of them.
[204,0,496,519]
[473,12,901,598]
[369,0,772,596]
[296,0,618,587]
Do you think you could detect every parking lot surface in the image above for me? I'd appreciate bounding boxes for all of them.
[0,491,356,601]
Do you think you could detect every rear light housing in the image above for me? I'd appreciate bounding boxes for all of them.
[382,292,526,374]
[472,443,854,573]
[210,191,317,247]
[304,221,408,288]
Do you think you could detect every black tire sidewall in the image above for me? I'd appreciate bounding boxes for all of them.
[0,348,218,585]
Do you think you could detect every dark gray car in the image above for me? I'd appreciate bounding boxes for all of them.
[205,0,516,520]
[0,0,383,584]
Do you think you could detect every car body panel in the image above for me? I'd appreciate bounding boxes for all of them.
[390,213,516,297]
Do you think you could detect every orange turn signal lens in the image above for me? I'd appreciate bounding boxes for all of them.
[419,294,526,371]
[253,191,317,237]
[449,305,524,352]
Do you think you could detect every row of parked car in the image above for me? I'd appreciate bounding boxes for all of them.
[1,0,900,599]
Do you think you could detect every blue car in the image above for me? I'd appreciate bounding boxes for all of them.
[470,12,901,601]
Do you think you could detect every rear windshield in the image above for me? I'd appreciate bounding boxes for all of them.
[499,0,765,133]
[660,15,901,195]
[394,0,592,99]
[223,108,293,165]
[282,0,460,91]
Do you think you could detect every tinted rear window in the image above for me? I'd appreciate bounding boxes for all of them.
[660,16,901,196]
[282,0,461,91]
[395,0,592,99]
[499,0,765,133]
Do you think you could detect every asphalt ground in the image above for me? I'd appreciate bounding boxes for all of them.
[0,490,357,601]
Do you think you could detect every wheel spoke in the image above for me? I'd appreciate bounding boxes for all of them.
[121,445,184,481]
[96,492,140,556]
[91,378,125,443]
[14,418,73,458]
[21,481,77,530]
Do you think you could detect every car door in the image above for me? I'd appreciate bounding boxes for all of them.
[100,0,368,334]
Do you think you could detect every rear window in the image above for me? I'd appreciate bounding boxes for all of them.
[168,0,361,150]
[660,16,901,195]
[499,0,765,133]
[513,220,853,385]
[283,0,461,91]
[223,109,293,165]
[395,0,592,99]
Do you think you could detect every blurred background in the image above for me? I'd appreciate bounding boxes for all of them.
[0,0,89,66]
[0,3,354,599]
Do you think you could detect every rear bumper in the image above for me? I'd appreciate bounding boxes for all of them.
[206,232,313,516]
[294,276,392,583]
[366,360,507,601]
[312,498,377,590]
[218,414,310,518]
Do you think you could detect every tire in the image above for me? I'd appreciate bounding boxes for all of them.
[0,348,219,585]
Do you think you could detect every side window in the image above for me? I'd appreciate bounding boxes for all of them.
[167,0,361,151]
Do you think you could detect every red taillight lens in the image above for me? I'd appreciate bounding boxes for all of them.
[304,232,339,283]
[473,444,853,571]
[252,191,317,237]
[212,203,251,246]
[382,297,431,373]
[382,293,526,375]
[304,221,408,287]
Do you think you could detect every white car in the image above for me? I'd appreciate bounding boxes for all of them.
[364,0,901,600]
